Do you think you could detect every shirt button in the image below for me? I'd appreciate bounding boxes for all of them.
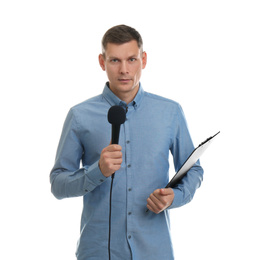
[127,164,131,168]
[128,235,131,239]
[126,140,130,144]
[100,179,104,182]
[128,188,132,192]
[128,212,132,215]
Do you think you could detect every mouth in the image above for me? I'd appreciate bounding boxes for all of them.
[118,78,131,83]
[118,79,131,85]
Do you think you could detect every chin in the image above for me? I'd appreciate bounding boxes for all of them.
[117,82,134,90]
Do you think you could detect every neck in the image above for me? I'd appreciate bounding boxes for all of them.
[109,84,139,105]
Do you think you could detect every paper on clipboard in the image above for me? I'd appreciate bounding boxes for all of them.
[166,131,220,188]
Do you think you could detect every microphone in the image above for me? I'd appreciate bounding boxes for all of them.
[107,105,126,144]
[107,105,126,260]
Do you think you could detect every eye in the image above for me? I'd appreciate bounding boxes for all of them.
[129,58,136,62]
[110,59,119,63]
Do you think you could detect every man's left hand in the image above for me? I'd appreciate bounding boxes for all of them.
[146,188,175,214]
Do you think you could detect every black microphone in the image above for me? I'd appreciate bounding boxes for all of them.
[107,105,126,144]
[107,106,126,260]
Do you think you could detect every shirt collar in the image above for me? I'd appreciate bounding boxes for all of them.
[102,82,144,109]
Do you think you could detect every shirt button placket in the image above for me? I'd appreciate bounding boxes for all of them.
[124,117,133,245]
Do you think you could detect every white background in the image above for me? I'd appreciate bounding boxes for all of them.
[1,0,259,259]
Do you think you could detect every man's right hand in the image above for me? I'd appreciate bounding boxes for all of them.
[99,144,123,177]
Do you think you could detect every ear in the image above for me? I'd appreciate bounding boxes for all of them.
[98,54,106,71]
[142,51,147,69]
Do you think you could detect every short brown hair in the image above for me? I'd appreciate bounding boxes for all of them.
[101,24,143,55]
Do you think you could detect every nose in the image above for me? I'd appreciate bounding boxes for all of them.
[119,61,129,74]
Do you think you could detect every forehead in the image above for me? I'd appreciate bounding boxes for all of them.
[104,40,141,58]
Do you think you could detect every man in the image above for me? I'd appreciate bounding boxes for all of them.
[50,25,203,260]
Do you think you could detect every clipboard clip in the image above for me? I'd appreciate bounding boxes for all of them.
[199,131,220,147]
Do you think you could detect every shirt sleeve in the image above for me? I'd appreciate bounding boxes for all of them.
[168,104,204,209]
[50,108,107,200]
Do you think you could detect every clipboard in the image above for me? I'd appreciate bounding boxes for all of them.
[166,131,220,188]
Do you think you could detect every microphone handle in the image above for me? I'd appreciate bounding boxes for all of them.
[111,124,120,145]
[111,124,121,179]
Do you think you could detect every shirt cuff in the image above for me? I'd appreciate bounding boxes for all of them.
[167,188,183,209]
[83,161,107,193]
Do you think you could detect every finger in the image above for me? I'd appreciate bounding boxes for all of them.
[110,158,123,165]
[101,158,122,175]
[146,197,158,213]
[107,151,122,159]
[102,149,122,160]
[147,198,163,214]
[107,144,122,151]
[147,193,164,213]
[159,189,175,209]
[110,163,122,172]
[151,189,161,200]
[146,201,156,213]
[160,188,174,196]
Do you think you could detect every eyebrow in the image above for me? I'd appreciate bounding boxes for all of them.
[107,54,138,60]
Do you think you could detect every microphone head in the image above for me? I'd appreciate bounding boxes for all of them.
[107,105,126,125]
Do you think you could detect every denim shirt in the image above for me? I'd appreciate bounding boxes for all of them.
[50,83,203,260]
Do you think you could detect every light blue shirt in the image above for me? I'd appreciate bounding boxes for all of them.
[50,83,203,260]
